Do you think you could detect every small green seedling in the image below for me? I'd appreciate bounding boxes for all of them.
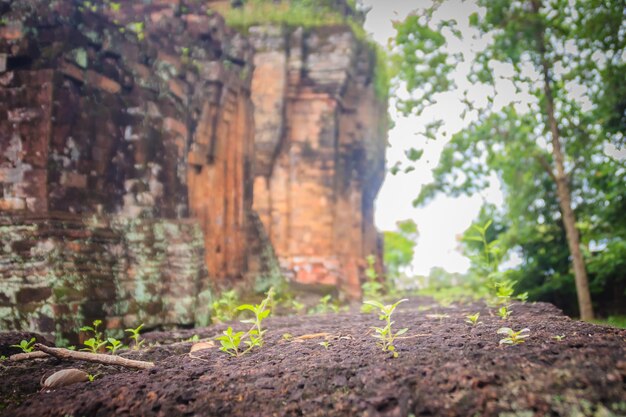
[82,337,107,353]
[215,288,273,357]
[309,294,340,314]
[465,312,481,326]
[361,255,385,313]
[186,334,200,343]
[552,335,566,341]
[216,327,245,357]
[282,333,293,341]
[81,319,105,351]
[11,337,36,353]
[363,299,408,358]
[516,292,529,303]
[106,337,123,354]
[125,323,144,350]
[318,341,330,350]
[497,327,530,345]
[498,306,512,320]
[87,373,100,382]
[290,300,305,313]
[211,290,240,323]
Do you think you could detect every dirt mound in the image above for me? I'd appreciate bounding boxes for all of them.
[1,300,625,416]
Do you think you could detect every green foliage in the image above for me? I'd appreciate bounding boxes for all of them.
[81,320,106,353]
[318,341,330,350]
[10,337,36,353]
[497,327,530,346]
[106,338,123,354]
[223,0,389,101]
[498,306,512,320]
[124,323,144,350]
[215,288,273,357]
[361,255,384,313]
[395,0,626,317]
[592,316,626,329]
[363,299,408,358]
[383,219,418,281]
[465,312,481,326]
[211,290,240,323]
[308,294,340,314]
[552,335,566,341]
[81,338,107,353]
[392,12,457,117]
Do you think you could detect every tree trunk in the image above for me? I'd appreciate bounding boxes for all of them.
[535,12,594,320]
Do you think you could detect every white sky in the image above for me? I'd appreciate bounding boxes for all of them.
[362,0,505,275]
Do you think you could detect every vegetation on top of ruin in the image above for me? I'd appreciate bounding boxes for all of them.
[222,0,390,101]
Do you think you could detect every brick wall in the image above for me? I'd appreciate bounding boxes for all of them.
[250,26,388,299]
[0,0,254,340]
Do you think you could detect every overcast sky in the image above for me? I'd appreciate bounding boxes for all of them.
[361,0,505,275]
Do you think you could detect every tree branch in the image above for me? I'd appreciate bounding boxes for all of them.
[34,344,155,370]
[533,152,557,182]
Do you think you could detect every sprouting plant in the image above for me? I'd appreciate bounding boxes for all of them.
[552,335,566,341]
[106,337,123,354]
[309,294,340,314]
[216,327,245,357]
[516,292,529,303]
[363,299,408,358]
[215,288,273,357]
[498,306,512,320]
[0,355,7,361]
[290,299,305,313]
[11,337,36,353]
[465,312,481,326]
[497,327,530,346]
[186,334,200,343]
[361,255,385,313]
[125,323,144,350]
[81,319,104,345]
[67,346,76,351]
[282,333,293,341]
[318,341,330,350]
[211,289,240,323]
[87,373,99,382]
[80,319,107,353]
[82,337,108,353]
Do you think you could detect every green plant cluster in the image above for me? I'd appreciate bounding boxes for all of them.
[363,299,408,358]
[215,288,273,357]
[222,0,389,101]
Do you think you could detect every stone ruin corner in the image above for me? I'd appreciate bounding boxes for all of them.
[0,0,388,341]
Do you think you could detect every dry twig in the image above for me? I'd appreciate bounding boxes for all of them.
[34,344,155,370]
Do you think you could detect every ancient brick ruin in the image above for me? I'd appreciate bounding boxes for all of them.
[0,0,387,341]
[250,26,386,299]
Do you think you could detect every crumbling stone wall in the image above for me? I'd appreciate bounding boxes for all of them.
[0,0,254,341]
[249,25,387,299]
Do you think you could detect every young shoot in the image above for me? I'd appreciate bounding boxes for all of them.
[361,255,385,313]
[106,337,123,354]
[363,299,408,358]
[318,341,330,350]
[498,306,512,320]
[465,312,481,326]
[215,288,274,357]
[552,335,566,341]
[497,327,530,346]
[80,319,107,353]
[125,323,145,350]
[11,337,36,353]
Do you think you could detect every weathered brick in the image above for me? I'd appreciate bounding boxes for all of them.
[16,287,52,304]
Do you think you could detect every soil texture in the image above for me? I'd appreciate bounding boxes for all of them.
[1,300,625,416]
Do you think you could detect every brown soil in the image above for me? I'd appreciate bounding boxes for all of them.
[1,300,625,417]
